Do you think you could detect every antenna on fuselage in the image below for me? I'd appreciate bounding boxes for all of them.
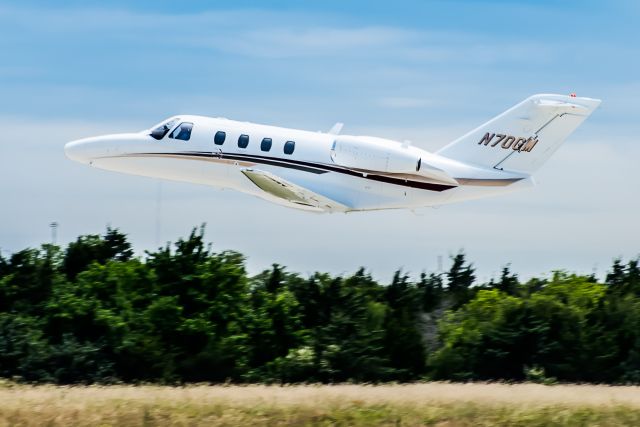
[328,122,344,135]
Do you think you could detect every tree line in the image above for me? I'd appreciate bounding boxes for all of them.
[0,226,639,384]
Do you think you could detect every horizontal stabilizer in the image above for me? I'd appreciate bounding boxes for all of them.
[535,99,590,113]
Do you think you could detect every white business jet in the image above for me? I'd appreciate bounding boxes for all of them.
[65,94,600,213]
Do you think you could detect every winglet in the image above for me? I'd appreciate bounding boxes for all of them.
[328,122,344,135]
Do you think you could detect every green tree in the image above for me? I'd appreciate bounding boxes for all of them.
[272,270,392,383]
[606,258,627,290]
[607,258,640,296]
[0,313,52,382]
[382,271,426,379]
[313,273,391,382]
[62,228,132,280]
[429,273,608,382]
[417,272,443,312]
[245,265,304,374]
[145,229,251,382]
[446,252,475,307]
[0,245,61,315]
[0,252,8,279]
[5,225,640,386]
[494,265,519,296]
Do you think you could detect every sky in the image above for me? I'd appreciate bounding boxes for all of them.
[0,0,639,283]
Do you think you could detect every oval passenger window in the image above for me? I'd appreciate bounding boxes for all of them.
[238,134,249,148]
[214,131,226,145]
[284,140,295,155]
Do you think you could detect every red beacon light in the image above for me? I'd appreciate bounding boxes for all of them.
[570,93,577,97]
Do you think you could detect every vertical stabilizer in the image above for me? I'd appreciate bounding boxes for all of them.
[437,94,601,174]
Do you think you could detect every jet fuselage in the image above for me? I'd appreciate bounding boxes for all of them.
[64,94,600,212]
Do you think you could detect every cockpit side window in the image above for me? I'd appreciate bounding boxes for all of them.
[169,122,194,141]
[150,118,179,140]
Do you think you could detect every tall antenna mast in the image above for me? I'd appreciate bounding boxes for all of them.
[49,222,59,245]
[155,181,163,247]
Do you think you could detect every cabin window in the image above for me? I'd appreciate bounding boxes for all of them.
[238,134,249,149]
[150,118,179,140]
[284,140,295,155]
[214,131,226,145]
[169,122,193,141]
[261,138,272,152]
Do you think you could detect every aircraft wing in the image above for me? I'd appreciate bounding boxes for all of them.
[241,169,348,212]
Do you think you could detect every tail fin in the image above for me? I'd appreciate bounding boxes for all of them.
[437,94,601,174]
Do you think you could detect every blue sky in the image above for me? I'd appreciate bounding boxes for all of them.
[1,0,639,282]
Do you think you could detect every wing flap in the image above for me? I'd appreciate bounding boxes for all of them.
[241,169,348,212]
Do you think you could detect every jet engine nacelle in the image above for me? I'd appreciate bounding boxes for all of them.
[330,135,420,173]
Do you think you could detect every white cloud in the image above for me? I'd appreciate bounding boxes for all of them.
[0,4,562,65]
[376,97,433,109]
[205,26,419,58]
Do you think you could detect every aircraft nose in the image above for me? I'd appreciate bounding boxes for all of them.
[64,137,97,164]
[65,132,149,165]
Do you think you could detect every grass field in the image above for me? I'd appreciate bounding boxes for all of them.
[2,382,640,426]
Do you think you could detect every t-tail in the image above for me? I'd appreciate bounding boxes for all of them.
[437,94,601,174]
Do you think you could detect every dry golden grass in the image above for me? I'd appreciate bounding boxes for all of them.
[2,382,640,426]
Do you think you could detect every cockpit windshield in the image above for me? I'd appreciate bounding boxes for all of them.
[150,118,179,140]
